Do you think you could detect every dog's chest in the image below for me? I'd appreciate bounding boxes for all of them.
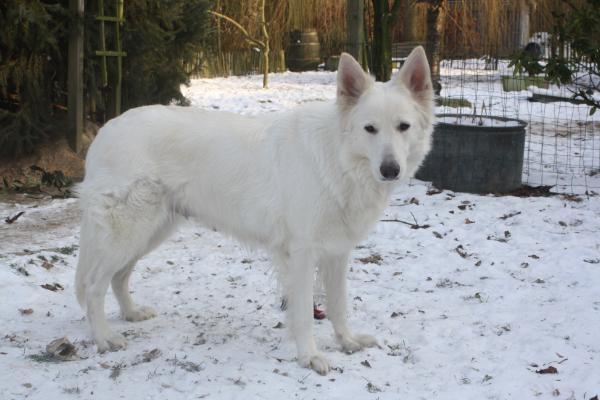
[318,185,388,250]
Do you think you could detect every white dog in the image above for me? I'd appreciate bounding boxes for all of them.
[75,47,435,375]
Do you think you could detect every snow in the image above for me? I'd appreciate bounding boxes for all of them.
[1,71,600,400]
[438,115,525,128]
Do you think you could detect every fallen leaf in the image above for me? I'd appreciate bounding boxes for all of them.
[357,254,383,265]
[41,261,54,270]
[426,188,442,196]
[536,366,558,374]
[465,218,475,224]
[360,360,372,368]
[46,337,78,361]
[19,308,33,315]
[41,283,64,292]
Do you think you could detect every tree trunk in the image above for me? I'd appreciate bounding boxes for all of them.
[346,0,364,62]
[67,0,84,153]
[371,0,400,81]
[424,0,445,94]
[260,0,269,88]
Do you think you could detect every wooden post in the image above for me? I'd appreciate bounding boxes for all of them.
[346,0,364,62]
[67,0,84,153]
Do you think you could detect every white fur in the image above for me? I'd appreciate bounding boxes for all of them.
[75,47,435,374]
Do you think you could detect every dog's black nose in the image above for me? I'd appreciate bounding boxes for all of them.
[380,160,400,180]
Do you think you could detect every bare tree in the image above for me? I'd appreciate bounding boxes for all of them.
[210,0,270,88]
[416,0,446,94]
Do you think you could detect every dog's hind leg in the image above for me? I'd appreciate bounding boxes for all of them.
[111,222,177,322]
[111,263,156,322]
[321,253,378,354]
[77,178,174,352]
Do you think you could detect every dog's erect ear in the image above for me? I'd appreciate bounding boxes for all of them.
[394,46,434,108]
[337,53,372,109]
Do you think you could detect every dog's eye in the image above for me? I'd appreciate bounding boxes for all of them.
[397,123,411,132]
[364,124,378,134]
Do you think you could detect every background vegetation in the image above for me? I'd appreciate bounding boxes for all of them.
[1,0,593,157]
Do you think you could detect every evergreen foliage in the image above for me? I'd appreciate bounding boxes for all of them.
[0,0,210,156]
[511,0,600,115]
[87,0,211,114]
[0,1,69,156]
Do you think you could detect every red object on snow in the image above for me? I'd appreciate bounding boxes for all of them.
[313,305,326,320]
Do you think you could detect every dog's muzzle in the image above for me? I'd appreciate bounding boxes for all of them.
[380,159,400,180]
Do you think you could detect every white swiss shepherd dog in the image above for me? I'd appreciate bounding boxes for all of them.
[75,47,435,375]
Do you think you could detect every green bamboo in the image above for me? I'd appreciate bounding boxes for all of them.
[115,0,124,115]
[98,0,108,86]
[95,50,127,57]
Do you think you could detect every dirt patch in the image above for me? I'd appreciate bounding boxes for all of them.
[0,123,97,188]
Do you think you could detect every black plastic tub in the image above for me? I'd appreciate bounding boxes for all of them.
[416,114,527,194]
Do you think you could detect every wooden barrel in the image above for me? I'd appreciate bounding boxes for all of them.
[286,29,320,72]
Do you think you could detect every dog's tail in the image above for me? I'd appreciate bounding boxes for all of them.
[74,183,105,308]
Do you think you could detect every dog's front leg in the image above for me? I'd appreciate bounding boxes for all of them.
[322,253,379,353]
[286,249,330,375]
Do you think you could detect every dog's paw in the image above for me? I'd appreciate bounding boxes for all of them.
[123,305,156,322]
[338,333,379,354]
[298,353,331,375]
[96,332,127,353]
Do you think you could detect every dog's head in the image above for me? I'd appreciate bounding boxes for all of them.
[336,47,435,183]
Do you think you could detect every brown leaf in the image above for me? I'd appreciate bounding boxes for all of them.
[19,308,33,315]
[426,188,442,196]
[408,197,419,205]
[41,283,64,292]
[41,261,54,270]
[358,254,383,265]
[455,245,470,259]
[465,218,475,224]
[46,337,78,361]
[536,366,558,374]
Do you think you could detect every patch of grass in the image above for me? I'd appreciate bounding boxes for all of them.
[50,245,78,256]
[437,97,472,108]
[28,353,62,363]
[9,263,29,276]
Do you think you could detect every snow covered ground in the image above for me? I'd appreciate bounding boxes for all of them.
[1,71,600,399]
